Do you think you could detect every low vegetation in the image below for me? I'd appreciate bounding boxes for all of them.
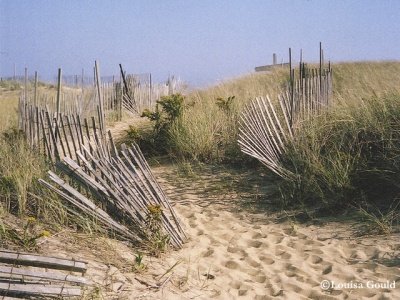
[280,93,400,212]
[1,61,400,252]
[125,61,400,228]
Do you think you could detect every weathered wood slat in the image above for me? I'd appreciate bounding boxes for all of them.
[0,266,87,285]
[39,178,141,242]
[81,148,147,224]
[61,156,110,197]
[0,251,86,273]
[127,144,187,240]
[0,282,81,297]
[45,111,60,160]
[39,110,52,162]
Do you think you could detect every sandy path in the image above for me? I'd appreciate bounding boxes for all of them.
[40,164,400,299]
[138,165,399,299]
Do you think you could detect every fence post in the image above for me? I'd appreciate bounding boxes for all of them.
[56,68,62,118]
[149,73,152,109]
[288,48,294,129]
[34,71,38,107]
[55,68,62,142]
[319,42,323,98]
[24,67,28,103]
[95,61,105,135]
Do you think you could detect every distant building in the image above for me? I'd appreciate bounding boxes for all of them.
[255,53,289,72]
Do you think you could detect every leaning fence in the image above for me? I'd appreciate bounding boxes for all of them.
[17,61,187,249]
[238,44,333,179]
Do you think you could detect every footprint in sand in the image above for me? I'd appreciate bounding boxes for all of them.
[268,284,284,297]
[309,255,323,264]
[219,233,234,242]
[202,248,214,257]
[253,274,267,283]
[248,240,263,248]
[244,267,260,276]
[284,264,306,278]
[231,283,253,297]
[278,251,291,259]
[310,248,324,255]
[189,221,197,228]
[283,228,299,237]
[225,260,240,269]
[308,290,340,299]
[229,280,241,289]
[254,296,269,300]
[269,234,284,244]
[275,246,292,259]
[285,283,302,293]
[184,212,197,219]
[245,257,261,268]
[251,232,264,239]
[206,213,220,218]
[322,264,333,275]
[286,240,296,248]
[227,246,240,253]
[296,233,308,239]
[259,255,275,265]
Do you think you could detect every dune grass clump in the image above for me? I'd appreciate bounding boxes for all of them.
[279,93,400,213]
[167,69,289,162]
[0,128,46,214]
[0,80,21,91]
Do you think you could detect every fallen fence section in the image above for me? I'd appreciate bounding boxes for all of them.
[0,250,87,299]
[19,90,187,248]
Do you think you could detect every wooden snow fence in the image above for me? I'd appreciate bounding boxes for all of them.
[238,95,294,179]
[19,63,179,128]
[238,46,333,179]
[18,98,187,249]
[0,250,87,299]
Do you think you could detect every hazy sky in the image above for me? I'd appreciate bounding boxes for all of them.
[0,0,399,87]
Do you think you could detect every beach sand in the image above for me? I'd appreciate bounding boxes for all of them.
[41,164,400,299]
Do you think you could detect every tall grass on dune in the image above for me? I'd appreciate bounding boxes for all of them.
[0,128,66,221]
[279,93,400,211]
[0,83,68,225]
[165,61,400,216]
[157,62,400,164]
[333,61,400,100]
[167,68,289,162]
[168,93,238,161]
[0,93,19,131]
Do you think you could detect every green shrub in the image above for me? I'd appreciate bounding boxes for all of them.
[139,94,185,155]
